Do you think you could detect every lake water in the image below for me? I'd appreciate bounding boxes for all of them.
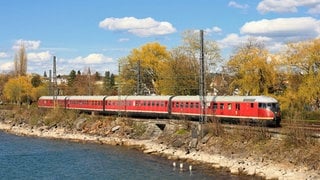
[0,131,251,179]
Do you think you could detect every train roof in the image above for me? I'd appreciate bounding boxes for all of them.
[209,96,278,103]
[172,96,278,103]
[39,95,278,103]
[67,96,106,101]
[39,96,67,100]
[106,95,172,101]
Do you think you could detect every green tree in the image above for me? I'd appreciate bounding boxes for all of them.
[67,70,76,86]
[31,74,42,87]
[103,71,116,95]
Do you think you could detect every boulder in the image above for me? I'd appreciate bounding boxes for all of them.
[74,118,87,131]
[111,125,121,133]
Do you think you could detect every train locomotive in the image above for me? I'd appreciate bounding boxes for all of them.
[38,95,281,126]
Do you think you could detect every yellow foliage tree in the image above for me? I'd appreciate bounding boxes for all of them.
[226,39,278,95]
[283,39,320,110]
[118,42,170,95]
[3,76,32,104]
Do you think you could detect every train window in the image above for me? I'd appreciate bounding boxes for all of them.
[258,103,266,108]
[213,103,217,109]
[176,102,179,108]
[236,103,240,110]
[228,103,232,110]
[185,102,189,108]
[250,103,254,108]
[220,103,224,109]
[180,102,184,108]
[272,103,278,109]
[195,103,199,108]
[267,103,271,108]
[190,103,194,108]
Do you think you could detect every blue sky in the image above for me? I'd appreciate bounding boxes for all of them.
[1,0,320,75]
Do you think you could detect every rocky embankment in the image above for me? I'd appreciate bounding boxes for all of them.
[0,109,319,180]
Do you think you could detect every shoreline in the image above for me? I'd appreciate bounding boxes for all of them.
[0,121,319,180]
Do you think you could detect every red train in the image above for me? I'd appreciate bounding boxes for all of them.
[38,95,281,126]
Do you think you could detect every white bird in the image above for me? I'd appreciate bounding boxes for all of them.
[180,162,183,170]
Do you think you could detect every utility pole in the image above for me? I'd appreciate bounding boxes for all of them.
[49,70,52,95]
[118,62,122,117]
[137,60,141,95]
[199,30,206,137]
[53,56,57,108]
[87,67,91,95]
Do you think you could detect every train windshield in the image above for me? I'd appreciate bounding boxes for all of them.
[258,103,279,110]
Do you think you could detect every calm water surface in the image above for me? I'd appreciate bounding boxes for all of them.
[0,131,253,179]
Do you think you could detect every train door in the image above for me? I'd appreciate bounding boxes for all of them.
[235,103,240,116]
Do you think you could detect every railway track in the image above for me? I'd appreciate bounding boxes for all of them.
[281,120,320,133]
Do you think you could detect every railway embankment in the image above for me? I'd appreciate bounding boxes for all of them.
[0,107,319,179]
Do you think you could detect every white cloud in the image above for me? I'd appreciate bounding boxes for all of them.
[0,61,13,72]
[257,0,320,14]
[99,17,176,37]
[205,26,222,34]
[12,39,41,50]
[28,51,52,62]
[218,17,320,55]
[118,38,130,42]
[308,4,320,14]
[70,53,113,64]
[218,33,271,49]
[240,17,320,41]
[0,52,9,58]
[228,1,249,9]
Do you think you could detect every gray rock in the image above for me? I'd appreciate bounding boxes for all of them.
[74,118,87,131]
[112,125,121,132]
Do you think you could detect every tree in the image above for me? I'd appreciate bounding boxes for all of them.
[14,44,28,76]
[157,30,221,95]
[157,48,200,95]
[282,39,320,110]
[103,71,116,95]
[180,30,221,73]
[0,73,12,102]
[226,38,278,95]
[68,70,76,86]
[118,42,170,95]
[31,74,42,87]
[3,76,32,104]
